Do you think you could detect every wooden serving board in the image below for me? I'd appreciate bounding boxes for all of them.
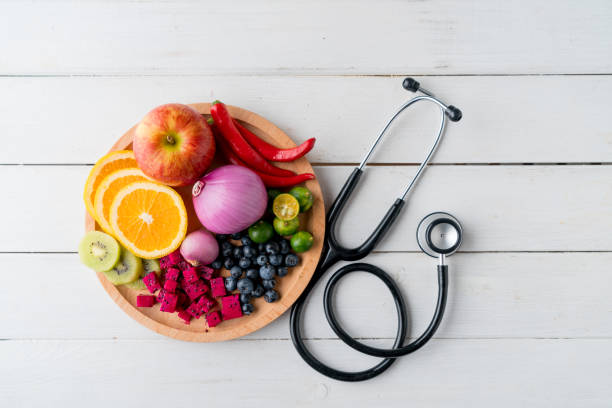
[85,103,325,342]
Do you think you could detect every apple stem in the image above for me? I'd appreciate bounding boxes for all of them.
[192,180,205,197]
[166,134,175,145]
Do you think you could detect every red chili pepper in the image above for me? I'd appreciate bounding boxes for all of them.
[212,125,315,188]
[210,101,295,177]
[234,121,315,162]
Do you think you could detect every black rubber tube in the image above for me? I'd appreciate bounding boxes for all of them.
[289,263,448,381]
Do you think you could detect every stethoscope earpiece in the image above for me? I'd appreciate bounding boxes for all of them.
[416,212,463,258]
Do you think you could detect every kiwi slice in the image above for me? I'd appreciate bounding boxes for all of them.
[124,258,160,290]
[78,231,121,272]
[102,247,143,285]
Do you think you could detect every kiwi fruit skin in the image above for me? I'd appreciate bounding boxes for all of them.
[79,231,121,272]
[102,247,143,285]
[124,258,160,290]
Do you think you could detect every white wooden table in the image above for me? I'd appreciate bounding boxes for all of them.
[1,1,611,406]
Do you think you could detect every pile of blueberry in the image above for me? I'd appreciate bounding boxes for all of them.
[210,231,300,316]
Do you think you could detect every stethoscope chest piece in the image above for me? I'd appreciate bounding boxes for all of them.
[417,212,463,258]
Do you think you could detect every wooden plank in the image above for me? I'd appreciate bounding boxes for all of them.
[1,338,610,407]
[1,165,610,252]
[1,0,611,75]
[2,75,612,164]
[1,252,610,340]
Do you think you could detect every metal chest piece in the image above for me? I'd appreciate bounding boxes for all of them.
[417,212,463,258]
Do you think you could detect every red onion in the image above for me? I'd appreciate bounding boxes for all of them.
[180,229,219,266]
[192,165,267,234]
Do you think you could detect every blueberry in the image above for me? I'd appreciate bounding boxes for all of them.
[238,257,251,269]
[277,266,289,277]
[265,241,280,255]
[256,254,268,266]
[259,264,276,280]
[262,278,276,290]
[232,246,243,259]
[221,241,233,257]
[237,277,255,294]
[240,292,251,304]
[242,302,255,315]
[285,254,299,267]
[241,236,253,246]
[210,259,223,270]
[224,277,237,291]
[223,257,235,269]
[252,284,265,298]
[230,266,243,279]
[231,232,243,240]
[269,254,283,266]
[279,239,291,254]
[264,289,279,303]
[246,268,259,280]
[242,245,257,258]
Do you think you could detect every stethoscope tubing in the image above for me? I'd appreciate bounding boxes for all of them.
[289,78,460,382]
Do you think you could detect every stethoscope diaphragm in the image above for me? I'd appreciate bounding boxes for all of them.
[416,212,463,258]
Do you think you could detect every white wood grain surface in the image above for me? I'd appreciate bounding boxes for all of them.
[1,0,611,406]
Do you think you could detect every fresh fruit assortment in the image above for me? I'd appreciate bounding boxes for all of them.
[79,101,318,330]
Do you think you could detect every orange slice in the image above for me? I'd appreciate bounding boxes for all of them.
[109,181,187,259]
[83,150,137,219]
[93,168,150,234]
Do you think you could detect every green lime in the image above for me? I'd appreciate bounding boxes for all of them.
[289,186,314,212]
[268,189,282,201]
[290,231,314,253]
[273,217,300,236]
[248,220,274,244]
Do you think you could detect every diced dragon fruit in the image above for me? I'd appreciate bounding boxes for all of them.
[221,294,243,320]
[165,267,180,280]
[143,272,161,294]
[209,277,226,298]
[136,295,156,307]
[177,310,192,325]
[160,292,178,313]
[156,289,167,304]
[183,267,199,284]
[198,296,215,313]
[206,311,222,328]
[164,279,178,293]
[186,301,203,319]
[184,279,209,301]
[199,265,214,281]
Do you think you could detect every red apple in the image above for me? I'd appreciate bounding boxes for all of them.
[133,103,215,186]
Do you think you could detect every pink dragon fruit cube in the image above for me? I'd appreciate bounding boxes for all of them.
[156,289,166,303]
[186,301,204,319]
[198,296,215,313]
[210,277,226,298]
[165,267,180,281]
[164,279,178,293]
[177,310,192,325]
[184,279,209,301]
[143,272,161,294]
[206,311,222,328]
[136,295,156,307]
[199,265,214,281]
[160,292,178,313]
[221,294,243,320]
[183,267,199,284]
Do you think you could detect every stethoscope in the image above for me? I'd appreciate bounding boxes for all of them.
[289,78,463,381]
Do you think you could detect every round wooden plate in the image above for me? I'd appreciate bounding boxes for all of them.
[85,103,325,342]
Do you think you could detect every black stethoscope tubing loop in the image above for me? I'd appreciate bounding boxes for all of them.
[324,263,448,358]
